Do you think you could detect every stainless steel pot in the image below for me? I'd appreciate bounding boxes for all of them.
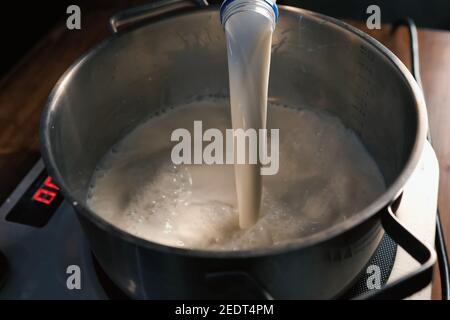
[40,2,435,299]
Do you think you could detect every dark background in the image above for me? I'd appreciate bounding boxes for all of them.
[1,0,450,77]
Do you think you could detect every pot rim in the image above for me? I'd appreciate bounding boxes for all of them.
[40,6,428,258]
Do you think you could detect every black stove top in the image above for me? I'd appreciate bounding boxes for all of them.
[0,159,397,299]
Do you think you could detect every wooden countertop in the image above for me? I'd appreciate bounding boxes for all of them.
[0,3,449,299]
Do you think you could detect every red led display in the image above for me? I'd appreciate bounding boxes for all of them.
[32,176,60,205]
[43,176,59,190]
[6,168,64,227]
[32,189,57,205]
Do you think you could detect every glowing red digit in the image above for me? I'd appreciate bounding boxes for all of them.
[43,176,59,190]
[33,188,57,205]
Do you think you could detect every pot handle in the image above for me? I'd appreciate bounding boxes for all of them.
[109,0,209,33]
[206,206,436,300]
[354,206,436,300]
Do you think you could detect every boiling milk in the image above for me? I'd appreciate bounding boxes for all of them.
[87,99,385,251]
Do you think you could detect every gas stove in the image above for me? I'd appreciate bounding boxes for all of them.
[0,141,439,299]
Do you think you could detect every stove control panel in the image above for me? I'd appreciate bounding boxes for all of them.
[0,159,63,227]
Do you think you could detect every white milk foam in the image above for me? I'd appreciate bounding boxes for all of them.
[87,99,385,251]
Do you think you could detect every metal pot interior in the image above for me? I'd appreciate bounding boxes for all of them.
[41,7,426,249]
